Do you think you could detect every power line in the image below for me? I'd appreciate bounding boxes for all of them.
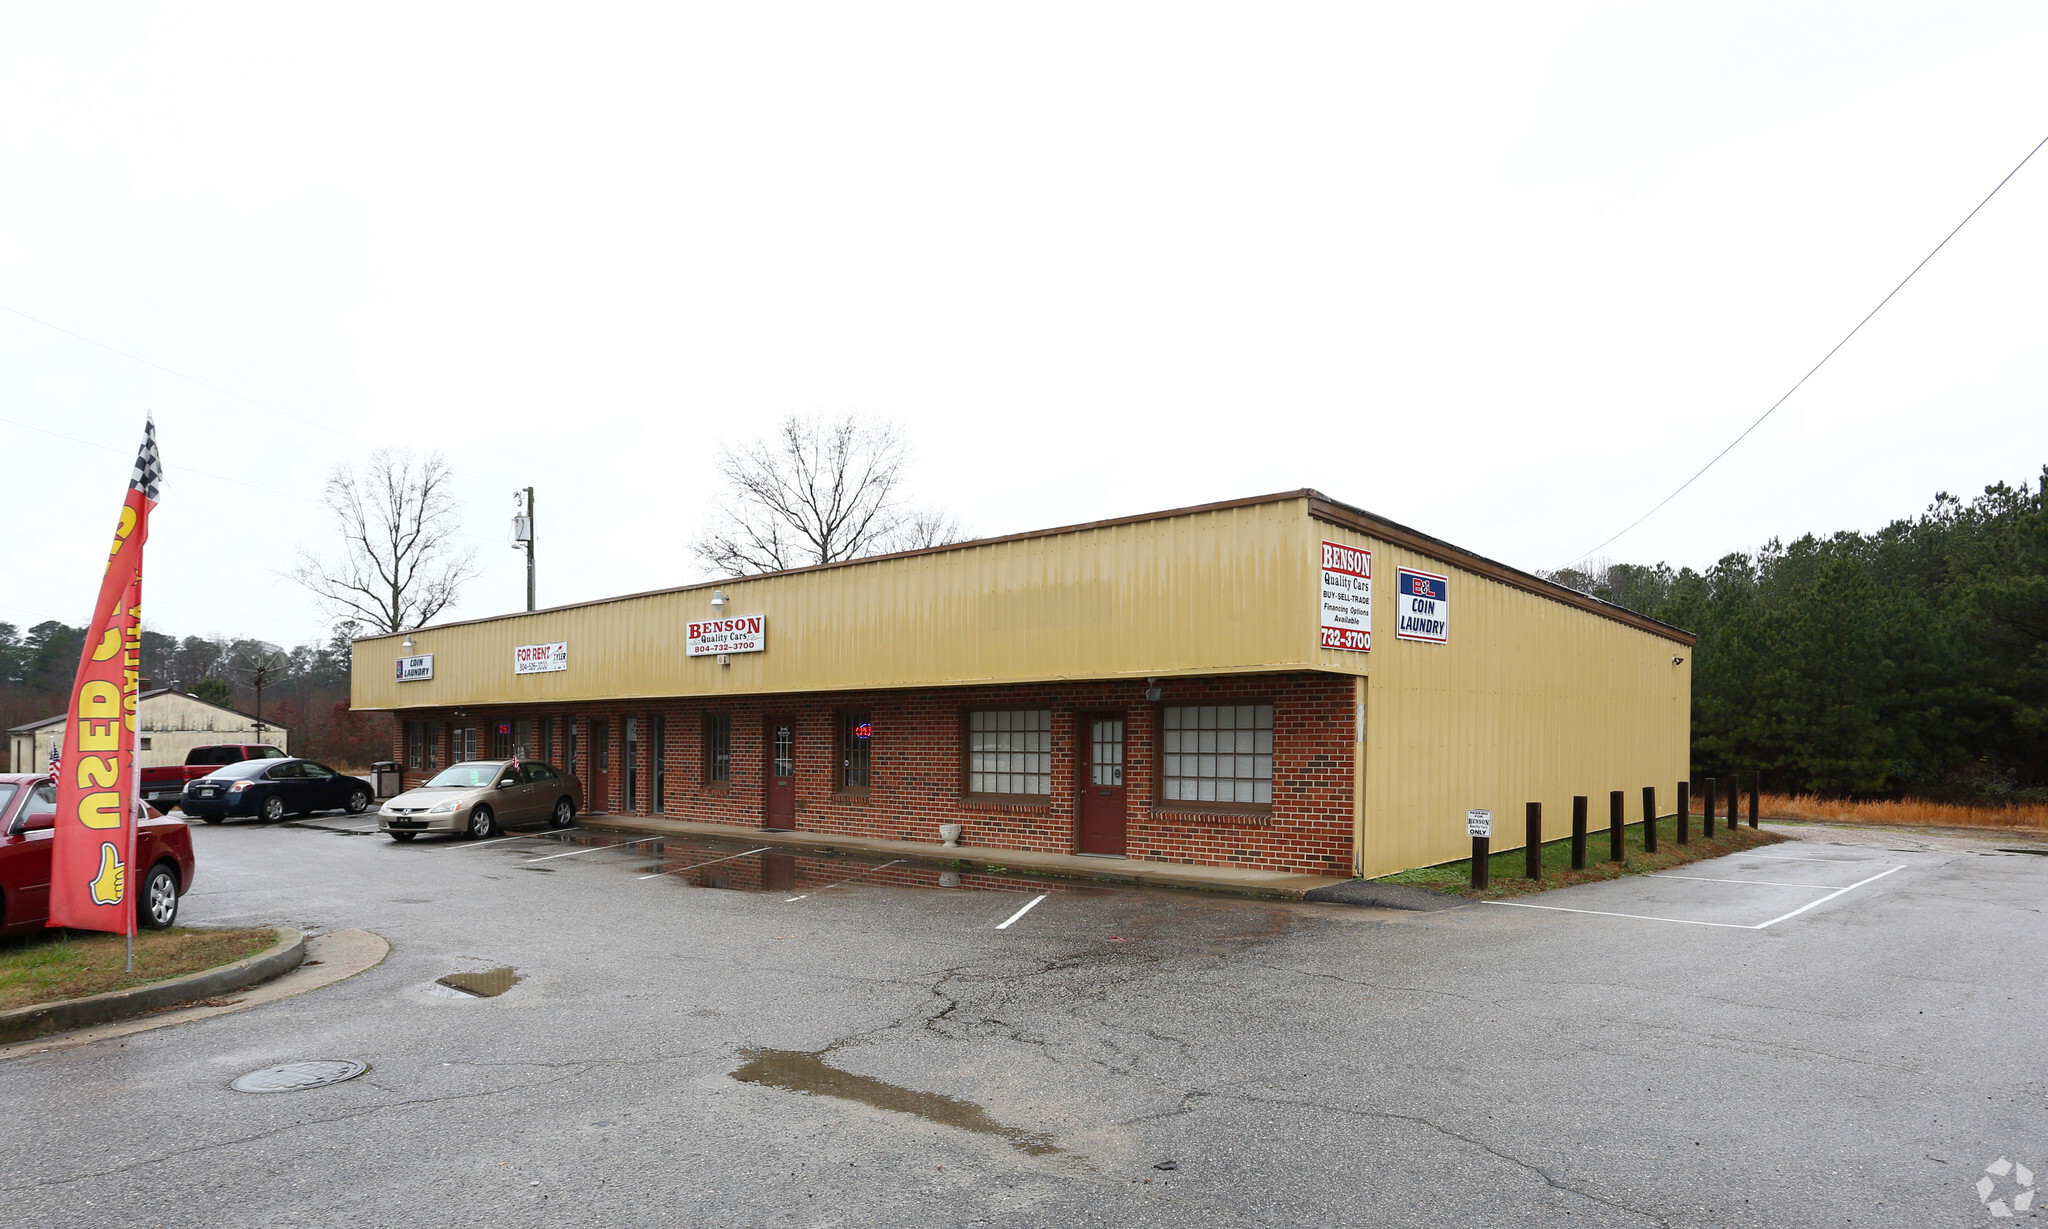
[1563,128,2048,570]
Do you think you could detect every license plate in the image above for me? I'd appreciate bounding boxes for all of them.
[194,788,218,797]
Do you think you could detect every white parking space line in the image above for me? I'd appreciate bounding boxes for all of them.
[1737,852,1875,865]
[1751,865,1905,928]
[636,846,773,880]
[1656,874,1837,889]
[453,831,571,851]
[1485,864,1906,930]
[785,860,905,901]
[996,894,1047,930]
[524,836,661,863]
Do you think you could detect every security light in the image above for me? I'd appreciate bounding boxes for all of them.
[402,634,415,651]
[711,590,729,611]
[1671,656,1685,666]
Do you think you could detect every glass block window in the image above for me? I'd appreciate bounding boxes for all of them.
[1161,704,1273,805]
[705,713,732,783]
[652,716,667,813]
[624,717,641,811]
[967,710,1051,796]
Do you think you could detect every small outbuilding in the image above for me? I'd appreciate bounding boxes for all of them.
[349,490,1692,878]
[9,688,289,773]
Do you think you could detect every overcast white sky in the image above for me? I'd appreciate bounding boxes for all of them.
[4,2,2046,648]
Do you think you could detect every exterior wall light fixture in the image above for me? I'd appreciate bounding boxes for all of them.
[1671,656,1685,666]
[402,634,415,650]
[710,590,729,611]
[1144,677,1162,702]
[717,653,731,667]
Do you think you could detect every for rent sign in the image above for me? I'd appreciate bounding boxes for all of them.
[514,641,568,674]
[1394,567,1449,644]
[686,614,766,656]
[1319,540,1373,652]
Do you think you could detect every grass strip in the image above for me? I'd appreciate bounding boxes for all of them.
[0,927,279,1012]
[1375,816,1787,900]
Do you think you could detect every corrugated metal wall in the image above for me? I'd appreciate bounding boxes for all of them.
[1337,528,1690,878]
[352,498,1336,711]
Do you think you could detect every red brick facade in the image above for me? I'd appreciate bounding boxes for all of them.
[390,671,1355,876]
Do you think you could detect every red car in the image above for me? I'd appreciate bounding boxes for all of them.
[0,773,196,933]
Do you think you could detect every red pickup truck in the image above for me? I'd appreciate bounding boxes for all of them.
[142,745,287,812]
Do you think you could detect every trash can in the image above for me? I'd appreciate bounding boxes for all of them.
[372,761,403,799]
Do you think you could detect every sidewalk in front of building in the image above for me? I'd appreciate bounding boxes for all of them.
[580,813,1353,900]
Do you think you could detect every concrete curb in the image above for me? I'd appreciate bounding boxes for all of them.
[578,815,1351,900]
[0,927,306,1045]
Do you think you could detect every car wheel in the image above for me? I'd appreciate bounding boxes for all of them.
[260,795,286,822]
[201,814,225,825]
[389,831,416,843]
[550,798,575,829]
[467,806,496,839]
[139,862,179,930]
[345,789,371,815]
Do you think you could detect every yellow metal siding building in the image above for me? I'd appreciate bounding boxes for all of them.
[352,491,1691,878]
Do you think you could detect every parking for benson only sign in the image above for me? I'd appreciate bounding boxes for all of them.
[1318,541,1372,652]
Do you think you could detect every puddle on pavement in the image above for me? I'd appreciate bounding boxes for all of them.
[609,833,1095,900]
[431,967,522,998]
[732,1047,1057,1155]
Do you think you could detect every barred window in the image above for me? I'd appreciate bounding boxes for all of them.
[1161,704,1273,805]
[967,710,1051,796]
[705,713,731,784]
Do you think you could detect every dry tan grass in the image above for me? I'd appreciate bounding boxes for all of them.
[1756,793,2048,832]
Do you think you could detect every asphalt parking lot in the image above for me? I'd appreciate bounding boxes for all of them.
[2,814,2045,1228]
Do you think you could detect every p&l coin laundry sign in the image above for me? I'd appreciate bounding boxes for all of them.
[394,654,434,682]
[1319,540,1373,652]
[1394,567,1449,644]
[686,615,766,656]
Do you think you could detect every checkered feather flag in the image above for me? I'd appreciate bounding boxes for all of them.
[129,413,162,502]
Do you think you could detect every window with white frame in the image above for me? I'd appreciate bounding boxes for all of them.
[967,710,1051,796]
[1160,704,1273,805]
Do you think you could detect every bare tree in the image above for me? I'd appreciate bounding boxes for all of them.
[292,449,479,634]
[691,413,962,575]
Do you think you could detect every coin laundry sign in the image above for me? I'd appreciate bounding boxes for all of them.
[1318,540,1373,652]
[1394,567,1450,644]
[686,614,766,656]
[394,654,434,682]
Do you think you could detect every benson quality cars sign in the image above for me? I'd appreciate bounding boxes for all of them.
[686,615,766,656]
[1318,541,1372,652]
[1394,567,1449,644]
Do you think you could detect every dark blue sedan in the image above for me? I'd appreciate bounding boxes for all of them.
[181,758,375,824]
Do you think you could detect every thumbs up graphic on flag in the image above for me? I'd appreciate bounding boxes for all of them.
[89,843,125,906]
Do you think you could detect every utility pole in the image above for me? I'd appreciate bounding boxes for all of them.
[512,487,536,612]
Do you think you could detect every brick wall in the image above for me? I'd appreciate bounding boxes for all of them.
[387,671,1354,875]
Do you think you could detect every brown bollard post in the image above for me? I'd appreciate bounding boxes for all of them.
[1702,776,1716,838]
[1642,786,1658,853]
[1677,781,1691,845]
[1571,796,1588,869]
[1472,835,1490,890]
[1525,802,1542,879]
[1609,790,1624,862]
[1727,783,1738,833]
[1750,772,1761,828]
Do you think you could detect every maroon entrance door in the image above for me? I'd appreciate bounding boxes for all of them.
[1076,712,1127,856]
[588,721,611,813]
[764,717,796,830]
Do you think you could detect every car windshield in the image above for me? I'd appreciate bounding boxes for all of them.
[423,762,505,789]
[201,759,277,781]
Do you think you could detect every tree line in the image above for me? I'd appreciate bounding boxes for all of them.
[0,622,390,769]
[1549,467,2048,803]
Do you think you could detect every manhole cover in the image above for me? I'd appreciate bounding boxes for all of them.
[432,967,522,998]
[231,1060,368,1094]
